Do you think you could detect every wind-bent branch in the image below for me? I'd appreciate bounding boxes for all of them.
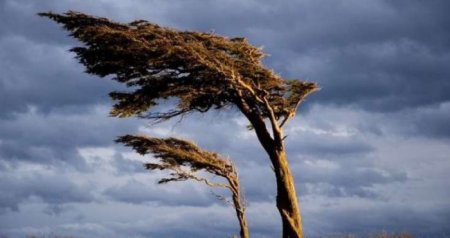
[117,135,249,238]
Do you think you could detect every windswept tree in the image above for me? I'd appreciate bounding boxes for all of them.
[118,135,249,238]
[40,11,318,238]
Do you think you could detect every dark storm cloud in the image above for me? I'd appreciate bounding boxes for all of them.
[398,102,450,139]
[0,1,129,118]
[151,0,450,112]
[0,106,137,165]
[0,1,71,46]
[0,34,120,118]
[287,39,450,111]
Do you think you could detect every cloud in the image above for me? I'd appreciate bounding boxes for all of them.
[0,105,136,166]
[301,196,450,237]
[0,202,244,238]
[0,163,94,213]
[104,179,219,206]
[398,102,450,139]
[0,34,120,118]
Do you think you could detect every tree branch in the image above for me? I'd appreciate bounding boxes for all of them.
[262,96,283,146]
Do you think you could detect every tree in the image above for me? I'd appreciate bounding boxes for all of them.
[117,135,249,238]
[40,11,318,238]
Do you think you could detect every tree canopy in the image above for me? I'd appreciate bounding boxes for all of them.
[117,135,234,184]
[39,11,317,124]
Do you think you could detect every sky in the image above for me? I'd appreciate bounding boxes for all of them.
[1,0,449,237]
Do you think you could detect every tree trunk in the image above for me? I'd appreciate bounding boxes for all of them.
[228,173,250,238]
[234,190,249,238]
[236,99,303,238]
[271,149,303,238]
[249,125,304,238]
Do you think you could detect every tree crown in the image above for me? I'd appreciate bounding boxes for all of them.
[39,11,318,125]
[117,135,234,183]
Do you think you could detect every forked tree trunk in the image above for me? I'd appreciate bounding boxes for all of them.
[237,97,304,238]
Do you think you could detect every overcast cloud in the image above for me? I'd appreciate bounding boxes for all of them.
[1,0,449,237]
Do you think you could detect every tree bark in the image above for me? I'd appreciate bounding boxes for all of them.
[228,176,250,238]
[271,149,303,238]
[246,117,303,237]
[235,97,303,238]
[237,208,249,238]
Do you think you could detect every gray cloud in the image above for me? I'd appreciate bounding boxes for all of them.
[399,102,450,139]
[0,34,120,118]
[0,169,94,213]
[105,179,219,206]
[0,105,136,166]
[303,201,450,237]
[285,39,450,111]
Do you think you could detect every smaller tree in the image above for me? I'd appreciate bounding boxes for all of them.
[117,135,249,238]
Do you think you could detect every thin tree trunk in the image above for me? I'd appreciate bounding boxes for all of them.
[237,210,249,238]
[233,186,250,238]
[228,171,250,238]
